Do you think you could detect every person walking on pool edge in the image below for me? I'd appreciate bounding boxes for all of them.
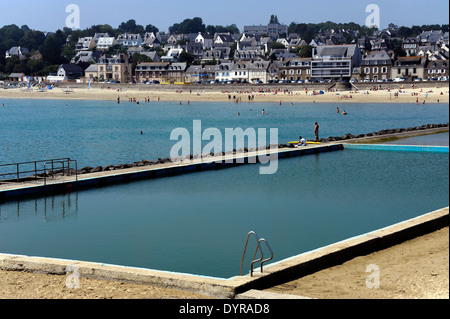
[314,122,319,142]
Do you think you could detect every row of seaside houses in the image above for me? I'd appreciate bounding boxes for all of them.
[82,44,448,84]
[7,44,448,84]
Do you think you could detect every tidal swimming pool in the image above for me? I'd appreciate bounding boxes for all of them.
[0,149,448,279]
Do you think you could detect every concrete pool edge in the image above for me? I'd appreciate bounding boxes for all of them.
[1,207,448,299]
[236,207,449,290]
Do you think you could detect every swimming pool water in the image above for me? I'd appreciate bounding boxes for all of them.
[0,150,447,278]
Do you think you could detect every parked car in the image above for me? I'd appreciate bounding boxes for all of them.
[393,77,406,82]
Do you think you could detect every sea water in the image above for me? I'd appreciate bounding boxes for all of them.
[0,99,448,168]
[0,149,448,278]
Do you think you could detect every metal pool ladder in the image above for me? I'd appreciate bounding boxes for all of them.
[240,231,274,277]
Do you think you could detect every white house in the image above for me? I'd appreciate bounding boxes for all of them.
[230,61,251,82]
[215,62,233,82]
[276,38,290,49]
[97,37,118,50]
[161,48,184,62]
[195,32,213,50]
[311,44,362,80]
[76,37,95,51]
[213,33,235,47]
[116,33,143,47]
[5,46,30,59]
[248,60,271,83]
[47,64,84,82]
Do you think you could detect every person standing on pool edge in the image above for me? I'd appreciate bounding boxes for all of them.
[314,122,319,142]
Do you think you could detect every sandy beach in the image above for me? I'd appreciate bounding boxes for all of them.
[1,83,449,105]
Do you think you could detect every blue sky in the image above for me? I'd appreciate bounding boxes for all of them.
[1,0,448,32]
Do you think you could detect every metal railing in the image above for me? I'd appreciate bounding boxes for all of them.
[240,231,274,277]
[0,158,77,185]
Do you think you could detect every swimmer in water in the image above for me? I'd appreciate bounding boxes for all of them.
[342,110,347,115]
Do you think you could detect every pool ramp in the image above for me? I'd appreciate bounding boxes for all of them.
[343,144,449,153]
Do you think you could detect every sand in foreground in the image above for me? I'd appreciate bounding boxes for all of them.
[0,227,447,299]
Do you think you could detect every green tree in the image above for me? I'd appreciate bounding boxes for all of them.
[270,15,280,25]
[270,42,286,50]
[178,51,195,65]
[145,24,159,33]
[169,17,205,34]
[27,59,46,75]
[118,19,145,35]
[39,32,67,65]
[19,30,46,51]
[298,45,313,58]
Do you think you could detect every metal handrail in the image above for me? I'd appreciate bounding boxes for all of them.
[0,158,72,182]
[240,231,274,277]
[258,238,274,273]
[43,159,78,186]
[0,158,77,185]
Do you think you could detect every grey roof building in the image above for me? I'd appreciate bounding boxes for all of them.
[243,23,288,39]
[5,46,30,59]
[57,64,84,79]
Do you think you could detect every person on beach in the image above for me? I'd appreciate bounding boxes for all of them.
[314,122,319,142]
